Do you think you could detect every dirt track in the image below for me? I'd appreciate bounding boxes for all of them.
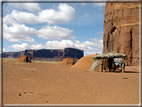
[3,59,139,104]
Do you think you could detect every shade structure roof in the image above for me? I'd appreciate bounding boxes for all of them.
[91,53,127,59]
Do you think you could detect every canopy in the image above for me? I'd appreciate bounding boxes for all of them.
[91,53,127,59]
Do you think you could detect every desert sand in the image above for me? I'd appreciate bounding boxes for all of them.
[3,58,139,105]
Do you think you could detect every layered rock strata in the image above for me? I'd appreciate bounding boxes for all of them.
[102,3,139,65]
[3,48,84,61]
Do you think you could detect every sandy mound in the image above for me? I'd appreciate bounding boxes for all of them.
[60,58,75,65]
[71,54,97,71]
[17,54,31,63]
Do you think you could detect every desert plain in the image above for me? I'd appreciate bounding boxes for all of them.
[2,58,140,105]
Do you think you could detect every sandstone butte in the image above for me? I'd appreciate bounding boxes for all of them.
[102,3,139,66]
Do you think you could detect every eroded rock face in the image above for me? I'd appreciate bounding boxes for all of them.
[64,48,84,59]
[3,51,25,58]
[25,49,64,58]
[102,3,139,66]
[3,48,84,61]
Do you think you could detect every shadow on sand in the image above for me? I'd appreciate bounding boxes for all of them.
[113,71,139,73]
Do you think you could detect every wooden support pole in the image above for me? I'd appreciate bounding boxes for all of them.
[122,58,124,73]
[109,59,110,72]
[103,59,106,72]
[102,59,103,72]
[112,58,114,72]
[28,53,30,63]
[28,53,30,60]
[32,51,34,62]
[66,58,69,65]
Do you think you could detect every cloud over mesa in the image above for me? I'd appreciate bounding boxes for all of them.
[10,39,103,55]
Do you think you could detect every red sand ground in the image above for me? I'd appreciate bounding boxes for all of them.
[3,59,140,104]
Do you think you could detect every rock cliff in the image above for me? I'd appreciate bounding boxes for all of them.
[64,48,84,59]
[25,49,64,58]
[3,51,25,58]
[102,3,139,65]
[3,48,84,61]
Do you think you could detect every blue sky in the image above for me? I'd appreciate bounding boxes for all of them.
[2,0,106,56]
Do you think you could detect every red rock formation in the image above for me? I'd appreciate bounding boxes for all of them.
[3,48,84,61]
[102,3,139,66]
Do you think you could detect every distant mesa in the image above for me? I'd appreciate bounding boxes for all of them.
[2,48,84,61]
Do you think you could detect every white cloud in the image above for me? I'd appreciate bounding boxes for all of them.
[45,40,74,49]
[91,38,103,44]
[3,13,37,43]
[3,23,36,43]
[4,23,37,36]
[3,14,17,25]
[7,3,76,24]
[3,15,75,42]
[10,43,31,51]
[45,39,103,55]
[9,38,103,55]
[95,31,103,34]
[3,3,76,43]
[10,43,44,51]
[74,40,102,50]
[38,3,76,24]
[3,48,8,52]
[38,26,76,40]
[10,10,38,24]
[8,3,41,12]
[45,39,103,51]
[31,44,43,49]
[84,13,89,17]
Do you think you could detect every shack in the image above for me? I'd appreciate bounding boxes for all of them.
[89,53,127,73]
[27,51,34,62]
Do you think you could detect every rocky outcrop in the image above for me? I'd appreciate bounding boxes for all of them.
[102,3,139,65]
[64,48,84,59]
[3,51,25,58]
[25,49,64,58]
[3,48,84,61]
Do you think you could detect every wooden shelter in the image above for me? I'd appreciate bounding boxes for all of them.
[27,51,34,62]
[17,54,31,63]
[89,53,127,73]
